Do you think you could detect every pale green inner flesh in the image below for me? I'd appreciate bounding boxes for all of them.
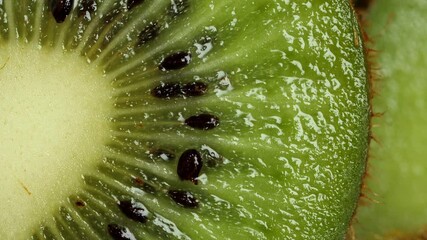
[355,0,427,238]
[0,1,369,240]
[0,44,111,238]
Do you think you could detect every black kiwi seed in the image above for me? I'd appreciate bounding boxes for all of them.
[158,52,191,71]
[50,0,74,23]
[107,224,136,240]
[177,149,202,184]
[136,22,160,47]
[181,81,208,97]
[184,114,220,130]
[151,81,208,99]
[75,200,86,207]
[168,190,199,208]
[151,82,181,99]
[126,0,145,11]
[118,200,149,223]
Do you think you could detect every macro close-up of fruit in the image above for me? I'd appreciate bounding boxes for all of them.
[354,0,427,239]
[0,0,374,239]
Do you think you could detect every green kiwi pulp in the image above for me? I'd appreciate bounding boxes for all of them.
[0,0,369,239]
[355,0,427,238]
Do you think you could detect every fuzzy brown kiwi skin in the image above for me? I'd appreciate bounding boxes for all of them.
[346,1,379,239]
[349,2,423,239]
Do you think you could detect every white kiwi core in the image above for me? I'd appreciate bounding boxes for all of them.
[0,44,112,237]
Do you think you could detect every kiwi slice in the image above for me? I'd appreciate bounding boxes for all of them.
[355,0,427,238]
[0,0,369,239]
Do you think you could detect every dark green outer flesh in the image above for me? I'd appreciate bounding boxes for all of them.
[0,0,369,239]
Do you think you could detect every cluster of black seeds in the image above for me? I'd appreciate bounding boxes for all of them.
[46,0,232,237]
[150,31,224,212]
[152,81,208,99]
[51,0,128,23]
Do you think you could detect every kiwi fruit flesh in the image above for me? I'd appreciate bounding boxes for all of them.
[355,0,427,238]
[0,0,369,239]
